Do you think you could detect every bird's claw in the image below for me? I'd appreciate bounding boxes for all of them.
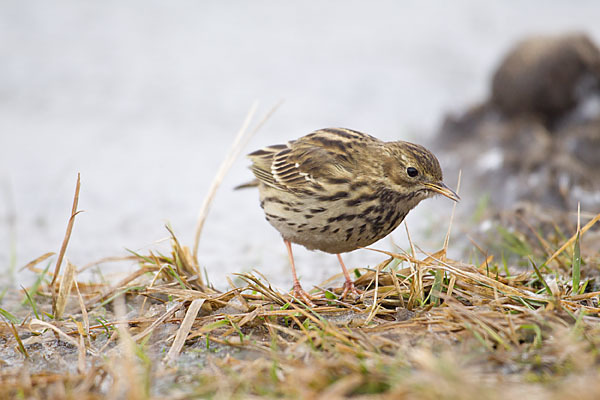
[340,280,363,300]
[291,284,316,307]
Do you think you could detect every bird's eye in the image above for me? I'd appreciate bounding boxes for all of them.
[407,167,419,177]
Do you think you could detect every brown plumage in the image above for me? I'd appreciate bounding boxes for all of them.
[244,127,459,304]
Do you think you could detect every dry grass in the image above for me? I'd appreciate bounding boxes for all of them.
[2,109,600,399]
[1,206,599,399]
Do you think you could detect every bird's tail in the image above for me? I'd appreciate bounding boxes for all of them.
[234,179,259,190]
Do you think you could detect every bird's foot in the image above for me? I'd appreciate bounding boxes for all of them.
[340,280,363,300]
[291,283,316,307]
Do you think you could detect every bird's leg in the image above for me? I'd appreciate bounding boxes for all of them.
[284,239,315,306]
[337,253,363,299]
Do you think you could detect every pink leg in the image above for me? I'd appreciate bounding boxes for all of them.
[337,254,362,299]
[284,239,315,306]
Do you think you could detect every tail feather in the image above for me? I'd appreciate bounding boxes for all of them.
[234,179,259,190]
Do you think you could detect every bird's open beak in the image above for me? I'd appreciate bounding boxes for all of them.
[423,182,460,202]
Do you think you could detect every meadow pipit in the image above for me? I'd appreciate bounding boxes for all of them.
[244,128,459,304]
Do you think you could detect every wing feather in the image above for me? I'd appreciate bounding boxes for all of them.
[248,128,379,192]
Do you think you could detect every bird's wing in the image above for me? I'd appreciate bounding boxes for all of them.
[248,128,378,192]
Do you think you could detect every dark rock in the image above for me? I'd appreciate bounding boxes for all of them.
[434,32,600,213]
[491,32,600,126]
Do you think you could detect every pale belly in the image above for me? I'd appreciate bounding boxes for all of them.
[257,184,422,254]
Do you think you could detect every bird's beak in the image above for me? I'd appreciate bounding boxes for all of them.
[423,181,460,202]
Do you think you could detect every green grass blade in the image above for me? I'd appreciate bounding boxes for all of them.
[126,248,157,265]
[97,286,144,308]
[22,261,51,305]
[166,265,187,289]
[9,322,28,358]
[430,270,443,306]
[519,324,542,348]
[21,285,40,320]
[572,231,581,294]
[529,258,552,296]
[497,226,532,257]
[0,307,20,324]
[501,252,510,277]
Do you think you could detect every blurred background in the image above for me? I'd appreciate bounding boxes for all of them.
[1,1,599,289]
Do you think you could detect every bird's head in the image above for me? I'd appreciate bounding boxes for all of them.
[382,141,460,202]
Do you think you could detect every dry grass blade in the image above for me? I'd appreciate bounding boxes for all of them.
[76,325,87,374]
[132,302,184,342]
[54,260,77,319]
[19,252,55,272]
[235,272,289,305]
[164,298,205,364]
[443,169,461,253]
[227,276,250,311]
[77,255,138,273]
[192,102,258,262]
[192,101,283,262]
[85,267,154,309]
[50,173,82,290]
[29,318,82,350]
[545,211,600,265]
[404,222,423,307]
[365,258,392,324]
[165,224,205,289]
[73,280,91,345]
[111,295,147,400]
[422,252,547,301]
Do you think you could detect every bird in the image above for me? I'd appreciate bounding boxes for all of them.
[242,127,459,305]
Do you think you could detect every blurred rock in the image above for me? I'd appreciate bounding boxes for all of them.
[491,33,600,126]
[434,32,600,214]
